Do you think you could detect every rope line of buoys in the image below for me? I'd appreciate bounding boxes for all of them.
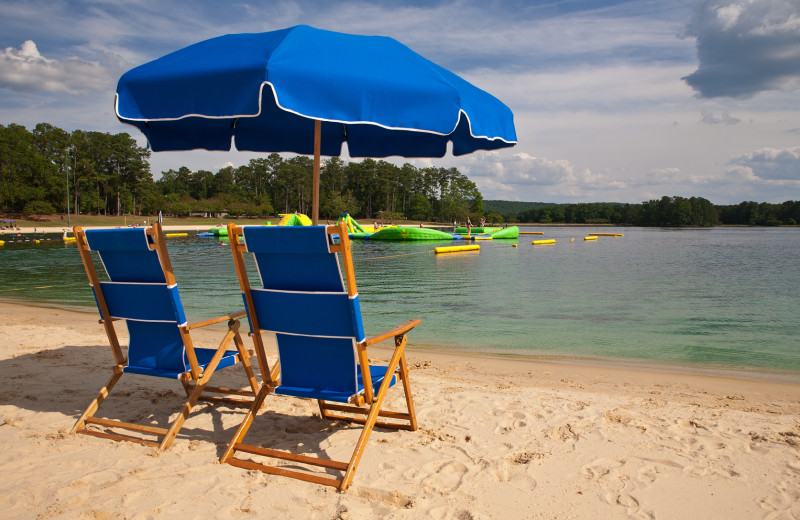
[360,250,435,261]
[0,282,85,293]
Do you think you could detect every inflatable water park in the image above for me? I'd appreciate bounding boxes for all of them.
[338,213,519,241]
[197,213,520,241]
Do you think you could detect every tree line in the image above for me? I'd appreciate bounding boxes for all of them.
[3,123,797,227]
[1,123,150,217]
[1,122,484,222]
[490,197,799,226]
[156,156,484,222]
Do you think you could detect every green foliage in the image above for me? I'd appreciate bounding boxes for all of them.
[4,122,796,228]
[716,200,800,226]
[406,193,433,221]
[1,122,151,216]
[484,200,553,220]
[486,212,503,224]
[23,200,56,215]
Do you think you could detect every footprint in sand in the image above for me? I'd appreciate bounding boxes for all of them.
[421,459,469,492]
[637,465,658,484]
[582,458,624,480]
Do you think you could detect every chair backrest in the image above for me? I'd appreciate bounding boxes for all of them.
[80,226,189,375]
[240,225,365,397]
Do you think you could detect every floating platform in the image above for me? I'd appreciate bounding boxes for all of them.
[435,244,480,254]
[207,227,228,237]
[454,226,519,240]
[370,227,455,241]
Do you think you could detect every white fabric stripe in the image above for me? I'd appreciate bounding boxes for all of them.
[251,287,348,296]
[100,281,169,287]
[115,82,517,144]
[264,330,355,340]
[111,317,183,324]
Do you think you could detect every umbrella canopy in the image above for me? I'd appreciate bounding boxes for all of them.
[116,25,517,222]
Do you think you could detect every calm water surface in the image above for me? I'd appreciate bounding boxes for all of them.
[2,227,798,378]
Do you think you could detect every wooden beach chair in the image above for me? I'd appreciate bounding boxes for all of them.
[221,221,419,491]
[71,222,264,451]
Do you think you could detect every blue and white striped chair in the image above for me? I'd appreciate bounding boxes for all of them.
[71,223,262,451]
[221,221,419,491]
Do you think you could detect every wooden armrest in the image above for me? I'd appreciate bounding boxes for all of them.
[364,318,421,347]
[185,309,247,330]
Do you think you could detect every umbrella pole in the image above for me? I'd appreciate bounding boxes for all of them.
[312,119,321,225]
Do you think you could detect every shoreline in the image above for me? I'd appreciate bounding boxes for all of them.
[4,299,799,387]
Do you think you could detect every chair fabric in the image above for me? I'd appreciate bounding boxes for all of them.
[71,223,260,452]
[222,222,418,491]
[242,225,372,402]
[84,227,237,379]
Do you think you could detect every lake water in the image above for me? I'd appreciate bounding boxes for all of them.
[2,226,798,380]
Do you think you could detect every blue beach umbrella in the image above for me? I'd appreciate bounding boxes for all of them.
[115,25,517,223]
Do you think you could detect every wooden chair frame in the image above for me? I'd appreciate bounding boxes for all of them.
[220,221,419,491]
[70,222,266,451]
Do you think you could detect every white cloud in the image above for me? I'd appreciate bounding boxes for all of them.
[728,146,800,181]
[0,40,122,95]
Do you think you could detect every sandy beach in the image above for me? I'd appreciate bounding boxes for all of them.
[0,301,798,519]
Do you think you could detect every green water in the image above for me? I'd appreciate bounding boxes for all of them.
[2,227,798,377]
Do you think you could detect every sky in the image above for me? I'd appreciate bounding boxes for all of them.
[1,0,799,205]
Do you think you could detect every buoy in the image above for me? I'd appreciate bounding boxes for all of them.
[0,240,4,245]
[588,233,624,237]
[35,240,40,244]
[584,236,598,241]
[512,244,518,247]
[166,233,188,237]
[435,244,480,254]
[532,239,556,245]
[519,232,545,235]
[570,238,574,242]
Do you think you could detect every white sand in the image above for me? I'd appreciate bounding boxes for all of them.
[0,301,798,519]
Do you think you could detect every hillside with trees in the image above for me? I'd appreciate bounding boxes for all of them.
[1,122,484,223]
[2,122,797,227]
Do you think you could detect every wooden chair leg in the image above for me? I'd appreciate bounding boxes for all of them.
[159,328,235,451]
[71,367,123,434]
[221,384,272,463]
[340,340,406,491]
[397,353,417,431]
[233,331,260,395]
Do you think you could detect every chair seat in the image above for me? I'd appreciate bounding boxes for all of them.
[123,348,240,379]
[274,364,397,402]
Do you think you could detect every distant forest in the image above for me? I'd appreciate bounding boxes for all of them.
[2,122,797,227]
[484,198,800,227]
[1,122,484,222]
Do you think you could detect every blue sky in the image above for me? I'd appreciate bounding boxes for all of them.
[1,0,799,204]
